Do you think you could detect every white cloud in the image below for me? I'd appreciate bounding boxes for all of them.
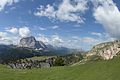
[5,27,31,38]
[1,26,31,45]
[35,5,56,19]
[0,32,14,45]
[93,0,120,39]
[91,32,102,37]
[6,27,18,34]
[37,34,65,47]
[34,0,88,23]
[0,32,6,40]
[19,27,31,37]
[0,0,19,11]
[51,35,63,46]
[82,37,97,43]
[39,27,47,31]
[37,34,49,44]
[52,25,59,29]
[0,39,13,45]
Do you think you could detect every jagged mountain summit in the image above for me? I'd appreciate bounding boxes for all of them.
[19,36,46,50]
[19,36,73,55]
[86,40,120,60]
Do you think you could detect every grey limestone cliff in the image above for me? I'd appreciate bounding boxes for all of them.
[86,40,120,60]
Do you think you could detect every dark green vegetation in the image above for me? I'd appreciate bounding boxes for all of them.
[0,44,84,69]
[0,55,120,80]
[0,45,81,64]
[0,46,42,63]
[53,53,83,66]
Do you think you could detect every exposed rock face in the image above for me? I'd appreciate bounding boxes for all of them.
[86,40,120,60]
[7,59,52,69]
[19,36,46,50]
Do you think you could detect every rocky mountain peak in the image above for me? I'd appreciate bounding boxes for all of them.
[19,36,46,50]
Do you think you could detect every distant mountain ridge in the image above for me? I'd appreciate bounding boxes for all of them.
[0,36,76,62]
[1,36,120,61]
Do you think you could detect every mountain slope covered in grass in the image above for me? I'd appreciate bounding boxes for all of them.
[0,54,120,80]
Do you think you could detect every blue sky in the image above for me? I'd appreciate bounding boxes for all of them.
[0,0,120,50]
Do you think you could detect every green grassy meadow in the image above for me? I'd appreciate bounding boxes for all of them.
[0,56,120,80]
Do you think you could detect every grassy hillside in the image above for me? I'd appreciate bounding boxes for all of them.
[0,55,120,80]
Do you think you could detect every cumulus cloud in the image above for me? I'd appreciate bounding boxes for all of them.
[37,34,49,44]
[37,34,65,47]
[6,27,31,37]
[0,0,19,11]
[19,27,31,37]
[34,0,88,23]
[2,27,31,45]
[6,27,18,34]
[51,35,63,46]
[0,32,6,40]
[93,0,120,39]
[0,32,13,45]
[52,25,59,29]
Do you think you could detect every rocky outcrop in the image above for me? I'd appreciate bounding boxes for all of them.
[86,40,120,60]
[19,36,46,50]
[7,59,53,69]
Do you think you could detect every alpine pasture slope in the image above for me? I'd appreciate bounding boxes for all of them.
[0,55,120,80]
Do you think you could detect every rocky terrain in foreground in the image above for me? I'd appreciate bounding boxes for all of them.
[86,40,120,60]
